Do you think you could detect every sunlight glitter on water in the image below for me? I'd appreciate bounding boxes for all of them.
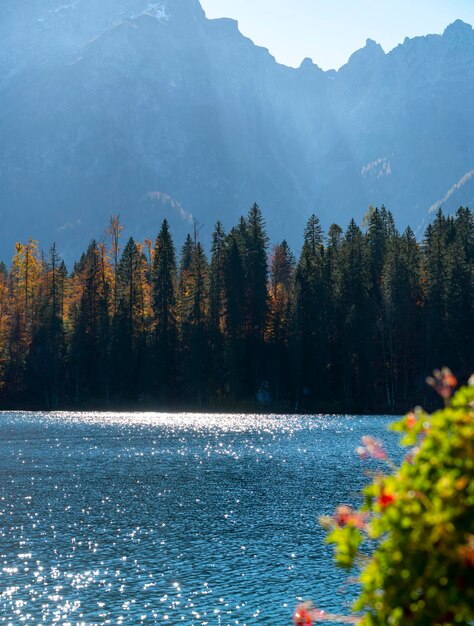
[0,412,396,624]
[39,410,350,431]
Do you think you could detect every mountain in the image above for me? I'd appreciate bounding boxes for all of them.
[0,1,473,259]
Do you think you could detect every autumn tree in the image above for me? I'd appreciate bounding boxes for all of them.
[24,244,67,408]
[4,239,42,396]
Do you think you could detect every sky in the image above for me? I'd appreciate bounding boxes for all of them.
[200,0,474,70]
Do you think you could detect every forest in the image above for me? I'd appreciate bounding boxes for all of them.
[0,204,472,413]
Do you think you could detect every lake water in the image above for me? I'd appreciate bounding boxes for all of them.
[0,412,399,625]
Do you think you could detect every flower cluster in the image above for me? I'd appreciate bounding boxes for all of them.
[426,367,458,399]
[321,505,367,530]
[293,602,361,625]
[355,436,387,460]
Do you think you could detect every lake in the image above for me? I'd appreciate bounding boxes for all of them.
[0,412,399,624]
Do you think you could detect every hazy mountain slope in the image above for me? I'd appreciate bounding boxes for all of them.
[0,0,202,79]
[327,20,474,223]
[0,0,472,259]
[0,0,324,257]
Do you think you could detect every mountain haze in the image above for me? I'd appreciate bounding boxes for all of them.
[0,0,473,257]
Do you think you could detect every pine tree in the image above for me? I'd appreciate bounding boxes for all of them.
[325,223,344,404]
[209,221,227,399]
[177,234,195,331]
[113,237,149,401]
[367,207,396,405]
[241,203,269,396]
[181,243,210,404]
[339,219,371,410]
[398,226,423,403]
[69,241,111,404]
[423,208,450,375]
[223,231,246,401]
[152,219,177,401]
[444,208,474,375]
[267,240,296,402]
[380,232,403,408]
[295,214,327,408]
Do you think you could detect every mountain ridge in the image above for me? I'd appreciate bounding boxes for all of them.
[0,0,473,259]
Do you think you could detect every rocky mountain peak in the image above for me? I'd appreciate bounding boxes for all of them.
[299,56,323,72]
[344,37,385,68]
[443,19,473,39]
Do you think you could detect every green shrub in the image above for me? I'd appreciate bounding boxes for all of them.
[294,370,474,626]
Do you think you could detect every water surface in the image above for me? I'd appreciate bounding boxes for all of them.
[0,412,398,624]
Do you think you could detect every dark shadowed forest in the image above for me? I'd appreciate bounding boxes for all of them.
[0,205,472,413]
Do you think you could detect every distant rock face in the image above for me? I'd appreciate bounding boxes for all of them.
[0,0,473,260]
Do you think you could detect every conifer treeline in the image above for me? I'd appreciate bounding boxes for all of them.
[0,204,472,412]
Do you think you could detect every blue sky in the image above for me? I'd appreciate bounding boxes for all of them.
[200,0,474,69]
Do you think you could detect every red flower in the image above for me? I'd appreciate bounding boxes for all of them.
[378,488,395,509]
[406,412,417,429]
[293,604,314,626]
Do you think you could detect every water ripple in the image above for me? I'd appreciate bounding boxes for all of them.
[0,412,398,624]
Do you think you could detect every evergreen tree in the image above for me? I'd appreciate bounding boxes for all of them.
[241,203,269,395]
[69,241,111,404]
[423,208,450,375]
[444,208,474,376]
[367,206,396,404]
[209,221,227,399]
[152,219,177,401]
[177,234,195,332]
[295,214,327,407]
[398,226,424,402]
[180,243,210,404]
[224,231,246,401]
[325,223,344,403]
[267,240,296,402]
[113,237,149,401]
[339,219,371,410]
